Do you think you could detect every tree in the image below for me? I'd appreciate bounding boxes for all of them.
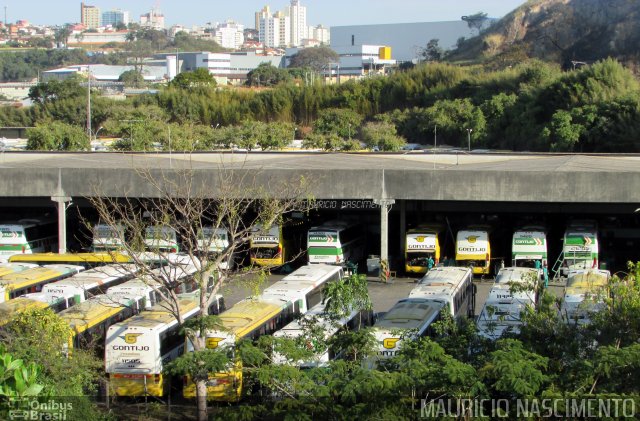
[288,46,339,72]
[462,12,489,34]
[0,308,103,418]
[88,160,314,420]
[360,121,406,151]
[118,69,145,88]
[28,76,85,105]
[53,24,72,48]
[170,68,217,90]
[312,108,363,139]
[26,121,89,151]
[246,63,292,87]
[421,39,444,62]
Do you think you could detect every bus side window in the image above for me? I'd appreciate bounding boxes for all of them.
[306,289,322,310]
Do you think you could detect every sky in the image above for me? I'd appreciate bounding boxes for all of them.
[6,0,526,28]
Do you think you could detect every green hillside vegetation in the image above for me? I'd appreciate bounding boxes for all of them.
[449,0,640,68]
[8,57,640,152]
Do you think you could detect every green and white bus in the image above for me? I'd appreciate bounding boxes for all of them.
[561,222,598,276]
[307,220,365,266]
[144,225,179,253]
[0,219,57,263]
[512,227,547,270]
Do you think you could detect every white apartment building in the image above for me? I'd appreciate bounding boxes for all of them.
[260,12,290,48]
[287,0,307,47]
[308,24,330,44]
[213,20,245,50]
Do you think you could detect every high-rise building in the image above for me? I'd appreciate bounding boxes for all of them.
[140,8,165,30]
[260,12,290,48]
[102,9,130,28]
[80,2,101,29]
[287,0,307,47]
[213,20,245,50]
[309,24,330,44]
[255,6,270,31]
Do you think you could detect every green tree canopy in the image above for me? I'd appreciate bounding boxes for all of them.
[246,63,292,87]
[360,121,407,151]
[26,121,89,151]
[288,46,340,72]
[170,68,217,90]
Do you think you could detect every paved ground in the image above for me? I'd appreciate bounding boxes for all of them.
[219,271,567,320]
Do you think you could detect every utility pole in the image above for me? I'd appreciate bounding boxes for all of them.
[466,128,473,151]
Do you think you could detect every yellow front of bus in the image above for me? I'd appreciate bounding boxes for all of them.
[456,231,490,276]
[183,332,242,402]
[405,231,440,274]
[106,327,167,397]
[249,225,284,267]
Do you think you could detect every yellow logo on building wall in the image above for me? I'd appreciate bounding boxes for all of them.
[206,337,225,349]
[124,333,142,344]
[383,338,400,349]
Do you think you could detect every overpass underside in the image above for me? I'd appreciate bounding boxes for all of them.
[0,152,638,266]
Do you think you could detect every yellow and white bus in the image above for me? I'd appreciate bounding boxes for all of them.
[273,300,372,368]
[59,293,147,357]
[183,264,343,401]
[456,229,491,276]
[561,269,610,325]
[405,226,441,274]
[0,219,57,263]
[250,219,308,268]
[0,262,39,278]
[476,267,540,340]
[0,264,84,303]
[0,295,71,328]
[372,267,474,361]
[34,264,138,305]
[307,220,365,266]
[105,292,225,397]
[9,252,134,267]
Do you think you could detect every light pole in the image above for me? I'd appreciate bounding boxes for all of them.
[466,128,473,151]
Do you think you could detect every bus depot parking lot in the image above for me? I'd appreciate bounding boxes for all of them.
[221,273,566,318]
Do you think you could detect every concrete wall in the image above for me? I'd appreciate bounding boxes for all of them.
[0,153,639,204]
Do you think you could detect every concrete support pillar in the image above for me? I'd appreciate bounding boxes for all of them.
[51,195,71,254]
[399,200,406,260]
[375,199,395,265]
[380,203,389,263]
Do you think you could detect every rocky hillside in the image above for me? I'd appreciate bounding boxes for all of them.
[449,0,640,68]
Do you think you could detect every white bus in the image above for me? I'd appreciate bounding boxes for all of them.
[561,269,610,325]
[273,300,372,368]
[561,222,599,276]
[144,225,179,253]
[183,264,343,401]
[512,228,547,271]
[92,223,125,252]
[260,264,344,313]
[106,260,200,309]
[0,219,57,263]
[455,229,491,276]
[34,264,138,304]
[307,220,365,266]
[198,226,232,270]
[105,292,225,397]
[477,267,540,340]
[373,267,474,360]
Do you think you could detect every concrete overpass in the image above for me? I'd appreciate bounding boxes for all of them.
[1,151,638,260]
